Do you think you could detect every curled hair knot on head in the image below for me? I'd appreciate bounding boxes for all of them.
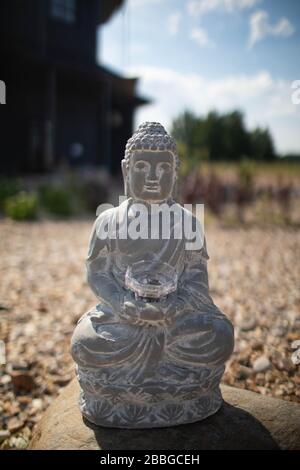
[124,122,180,172]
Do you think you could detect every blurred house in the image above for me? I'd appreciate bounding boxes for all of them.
[0,0,148,175]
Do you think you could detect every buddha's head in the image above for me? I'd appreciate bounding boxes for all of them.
[122,122,179,203]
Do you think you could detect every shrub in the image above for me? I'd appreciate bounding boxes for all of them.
[235,158,256,223]
[40,186,72,216]
[4,191,38,221]
[238,158,255,190]
[0,178,22,210]
[80,180,109,213]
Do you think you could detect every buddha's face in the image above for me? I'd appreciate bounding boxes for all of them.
[126,151,176,202]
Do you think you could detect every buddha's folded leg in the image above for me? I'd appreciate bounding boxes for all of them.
[166,309,234,368]
[71,304,165,378]
[70,304,142,368]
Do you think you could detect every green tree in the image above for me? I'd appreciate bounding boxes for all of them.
[250,128,276,161]
[222,111,251,161]
[171,110,198,156]
[171,109,277,163]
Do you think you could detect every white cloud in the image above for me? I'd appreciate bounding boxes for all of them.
[248,10,295,48]
[129,0,166,8]
[190,27,215,47]
[167,11,182,36]
[187,0,262,17]
[126,65,300,153]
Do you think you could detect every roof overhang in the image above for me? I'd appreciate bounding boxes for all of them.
[97,0,124,25]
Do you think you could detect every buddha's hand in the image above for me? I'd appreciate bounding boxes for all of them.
[120,293,167,327]
[153,292,186,318]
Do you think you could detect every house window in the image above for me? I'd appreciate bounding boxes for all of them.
[50,0,77,24]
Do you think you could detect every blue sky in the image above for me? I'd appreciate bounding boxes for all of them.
[98,0,300,154]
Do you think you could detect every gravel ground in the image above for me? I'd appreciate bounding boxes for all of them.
[0,219,299,448]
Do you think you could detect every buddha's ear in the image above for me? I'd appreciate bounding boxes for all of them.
[121,159,129,197]
[172,174,179,201]
[121,159,127,179]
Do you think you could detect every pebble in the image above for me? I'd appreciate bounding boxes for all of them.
[11,371,36,392]
[7,436,28,449]
[18,396,32,405]
[235,365,253,380]
[252,340,264,351]
[0,220,299,449]
[236,314,257,332]
[0,304,10,311]
[1,428,31,450]
[291,340,300,362]
[28,399,43,416]
[253,356,271,373]
[273,353,296,372]
[0,430,11,443]
[0,375,12,385]
[271,326,287,338]
[31,399,43,411]
[7,417,24,433]
[52,375,73,387]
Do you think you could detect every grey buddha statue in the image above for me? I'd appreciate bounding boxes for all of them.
[71,122,234,428]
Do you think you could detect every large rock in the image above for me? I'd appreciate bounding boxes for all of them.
[29,379,300,450]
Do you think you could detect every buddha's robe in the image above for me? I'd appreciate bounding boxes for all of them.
[71,198,234,384]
